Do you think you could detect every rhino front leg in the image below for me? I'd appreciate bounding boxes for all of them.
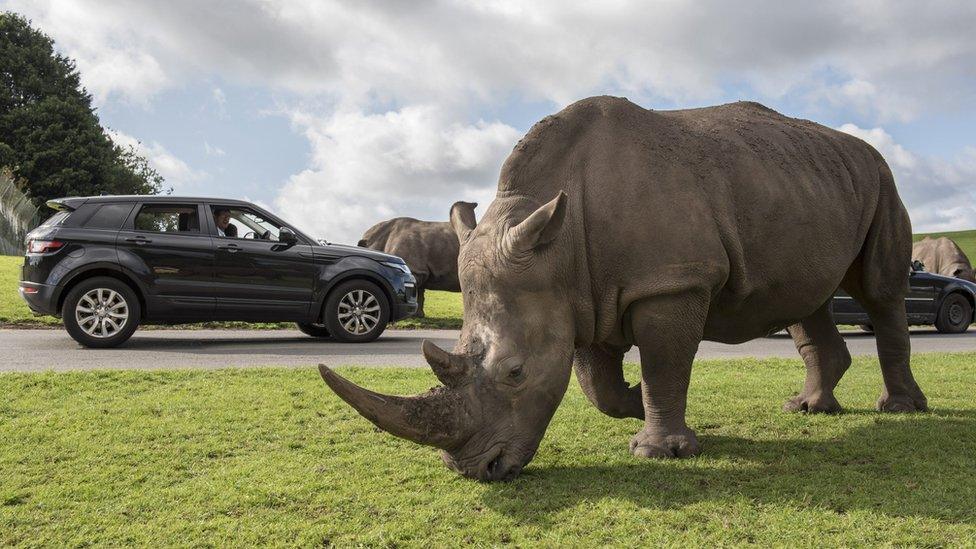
[628,293,706,459]
[574,343,643,419]
[413,273,428,318]
[416,287,426,318]
[784,300,851,413]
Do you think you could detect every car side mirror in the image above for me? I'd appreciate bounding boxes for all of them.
[279,227,298,245]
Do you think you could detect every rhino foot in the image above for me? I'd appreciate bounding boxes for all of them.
[629,426,699,459]
[877,391,928,413]
[783,391,842,414]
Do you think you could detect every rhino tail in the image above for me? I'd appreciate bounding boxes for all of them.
[856,160,912,302]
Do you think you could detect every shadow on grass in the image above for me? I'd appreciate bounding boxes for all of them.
[481,411,976,525]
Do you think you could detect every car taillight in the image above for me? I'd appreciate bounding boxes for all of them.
[27,240,64,254]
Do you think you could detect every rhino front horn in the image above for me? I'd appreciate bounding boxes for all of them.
[422,340,473,387]
[317,364,467,449]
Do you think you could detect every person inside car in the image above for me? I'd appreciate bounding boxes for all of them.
[214,208,238,237]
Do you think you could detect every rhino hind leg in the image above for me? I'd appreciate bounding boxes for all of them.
[843,170,927,413]
[573,343,643,419]
[855,293,928,412]
[626,292,707,459]
[784,301,850,413]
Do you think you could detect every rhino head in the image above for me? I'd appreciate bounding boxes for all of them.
[319,192,575,481]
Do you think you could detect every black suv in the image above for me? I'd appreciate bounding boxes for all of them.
[19,196,418,347]
[831,262,976,333]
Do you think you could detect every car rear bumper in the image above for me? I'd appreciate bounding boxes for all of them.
[18,281,59,316]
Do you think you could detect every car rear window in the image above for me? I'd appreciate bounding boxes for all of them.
[134,204,200,233]
[83,203,135,230]
[38,210,70,227]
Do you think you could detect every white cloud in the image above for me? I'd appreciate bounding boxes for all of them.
[8,1,976,234]
[108,130,208,194]
[10,1,976,119]
[839,124,976,232]
[275,105,518,242]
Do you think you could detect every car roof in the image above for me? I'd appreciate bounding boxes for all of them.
[48,195,258,210]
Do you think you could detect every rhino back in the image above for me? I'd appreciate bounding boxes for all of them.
[495,96,896,342]
[913,237,973,279]
[363,218,460,290]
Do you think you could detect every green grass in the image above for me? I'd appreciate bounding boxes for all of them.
[1,255,463,329]
[914,229,976,261]
[2,354,975,545]
[0,255,58,327]
[391,289,463,329]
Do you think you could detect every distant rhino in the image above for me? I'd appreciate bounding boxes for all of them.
[323,96,927,481]
[913,237,975,282]
[358,205,475,317]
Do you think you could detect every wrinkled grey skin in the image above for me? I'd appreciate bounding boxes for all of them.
[320,96,928,481]
[913,237,975,282]
[358,208,474,317]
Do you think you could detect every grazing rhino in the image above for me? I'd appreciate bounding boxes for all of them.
[912,237,975,282]
[320,96,928,481]
[358,207,475,317]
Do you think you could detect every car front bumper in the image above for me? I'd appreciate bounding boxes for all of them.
[391,280,419,320]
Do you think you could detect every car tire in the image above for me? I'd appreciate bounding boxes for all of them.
[935,293,972,334]
[296,322,331,338]
[323,280,389,343]
[62,277,141,348]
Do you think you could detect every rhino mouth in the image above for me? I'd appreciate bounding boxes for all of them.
[482,450,522,482]
[442,445,523,482]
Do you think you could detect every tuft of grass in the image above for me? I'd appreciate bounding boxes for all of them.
[1,353,975,545]
[1,255,463,330]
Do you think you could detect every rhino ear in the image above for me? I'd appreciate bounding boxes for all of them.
[507,191,567,253]
[450,201,478,241]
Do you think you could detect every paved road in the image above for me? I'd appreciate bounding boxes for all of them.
[1,327,975,372]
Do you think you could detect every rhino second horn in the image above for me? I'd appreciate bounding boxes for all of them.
[422,340,472,387]
[317,364,466,449]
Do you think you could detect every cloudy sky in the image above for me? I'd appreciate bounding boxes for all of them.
[4,0,976,242]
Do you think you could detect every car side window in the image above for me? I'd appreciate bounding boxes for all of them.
[210,206,285,241]
[84,203,135,230]
[134,204,201,233]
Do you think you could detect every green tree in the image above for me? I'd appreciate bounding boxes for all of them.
[0,11,163,209]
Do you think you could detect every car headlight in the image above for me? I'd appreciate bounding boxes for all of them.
[382,261,411,275]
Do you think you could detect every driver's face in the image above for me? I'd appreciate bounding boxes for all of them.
[216,212,231,229]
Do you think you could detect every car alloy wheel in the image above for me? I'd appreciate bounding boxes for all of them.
[337,289,381,335]
[75,288,129,338]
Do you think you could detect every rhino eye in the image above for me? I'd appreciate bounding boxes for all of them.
[508,365,524,379]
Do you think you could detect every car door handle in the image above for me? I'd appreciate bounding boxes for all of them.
[218,244,241,252]
[125,236,152,245]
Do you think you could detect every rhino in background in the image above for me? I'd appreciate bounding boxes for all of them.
[358,204,475,317]
[322,96,927,481]
[913,237,975,282]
